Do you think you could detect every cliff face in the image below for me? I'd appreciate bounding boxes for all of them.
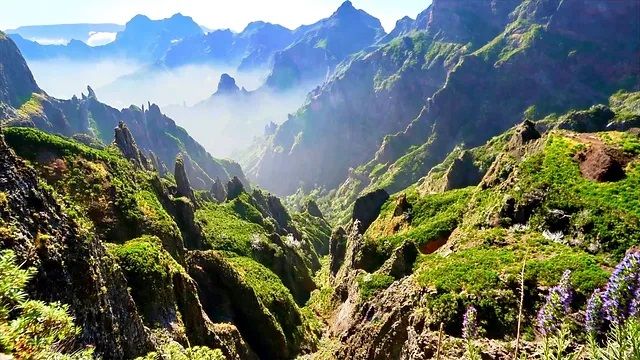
[247,0,640,200]
[264,1,385,90]
[0,32,39,110]
[0,133,153,358]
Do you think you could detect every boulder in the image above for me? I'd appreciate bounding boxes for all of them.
[352,189,390,234]
[575,145,628,182]
[508,120,541,151]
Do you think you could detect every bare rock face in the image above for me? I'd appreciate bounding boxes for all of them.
[0,31,40,109]
[226,176,245,201]
[352,189,389,234]
[114,121,152,170]
[377,241,418,280]
[508,120,541,151]
[329,227,348,276]
[0,134,153,358]
[175,155,197,205]
[575,145,629,182]
[443,151,482,191]
[187,251,302,360]
[210,177,227,202]
[304,199,324,219]
[393,193,412,217]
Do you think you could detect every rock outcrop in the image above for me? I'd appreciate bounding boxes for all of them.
[443,151,483,190]
[187,251,304,360]
[329,227,348,276]
[114,121,152,170]
[215,74,240,95]
[0,133,153,358]
[575,145,629,182]
[175,155,197,205]
[0,31,40,108]
[352,189,389,234]
[210,177,227,202]
[226,176,245,201]
[304,199,324,219]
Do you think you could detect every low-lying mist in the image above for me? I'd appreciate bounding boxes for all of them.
[26,57,315,160]
[27,58,143,99]
[165,85,312,159]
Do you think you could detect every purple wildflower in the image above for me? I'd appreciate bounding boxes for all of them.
[602,251,640,326]
[631,285,640,318]
[585,289,605,337]
[462,305,478,340]
[537,270,573,336]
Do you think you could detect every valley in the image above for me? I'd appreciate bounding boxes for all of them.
[0,1,639,359]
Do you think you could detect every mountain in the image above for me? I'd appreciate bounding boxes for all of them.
[323,94,640,358]
[161,21,296,70]
[9,13,203,61]
[164,73,308,158]
[246,0,640,200]
[6,23,124,44]
[0,123,331,359]
[0,31,245,189]
[264,1,386,90]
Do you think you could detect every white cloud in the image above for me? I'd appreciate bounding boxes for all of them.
[86,31,117,46]
[29,37,69,45]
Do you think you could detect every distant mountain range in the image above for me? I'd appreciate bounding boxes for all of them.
[9,1,388,92]
[6,23,124,44]
[0,30,247,190]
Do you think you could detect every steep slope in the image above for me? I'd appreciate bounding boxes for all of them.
[264,1,386,90]
[318,97,640,358]
[1,124,332,359]
[247,0,521,195]
[0,32,39,111]
[248,0,640,207]
[0,31,246,190]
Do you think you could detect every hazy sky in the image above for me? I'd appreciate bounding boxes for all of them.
[1,0,431,33]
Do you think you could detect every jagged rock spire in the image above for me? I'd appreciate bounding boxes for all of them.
[210,177,227,202]
[175,154,197,205]
[226,176,245,201]
[114,121,152,170]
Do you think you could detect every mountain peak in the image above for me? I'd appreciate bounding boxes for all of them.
[334,1,357,16]
[215,73,240,95]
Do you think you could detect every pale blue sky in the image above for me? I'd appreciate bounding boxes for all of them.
[1,0,431,32]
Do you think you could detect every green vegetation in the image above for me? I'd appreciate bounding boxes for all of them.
[15,94,45,119]
[197,198,269,256]
[515,133,640,257]
[357,273,394,300]
[109,236,185,323]
[3,126,181,245]
[135,342,224,360]
[366,187,473,252]
[0,250,93,359]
